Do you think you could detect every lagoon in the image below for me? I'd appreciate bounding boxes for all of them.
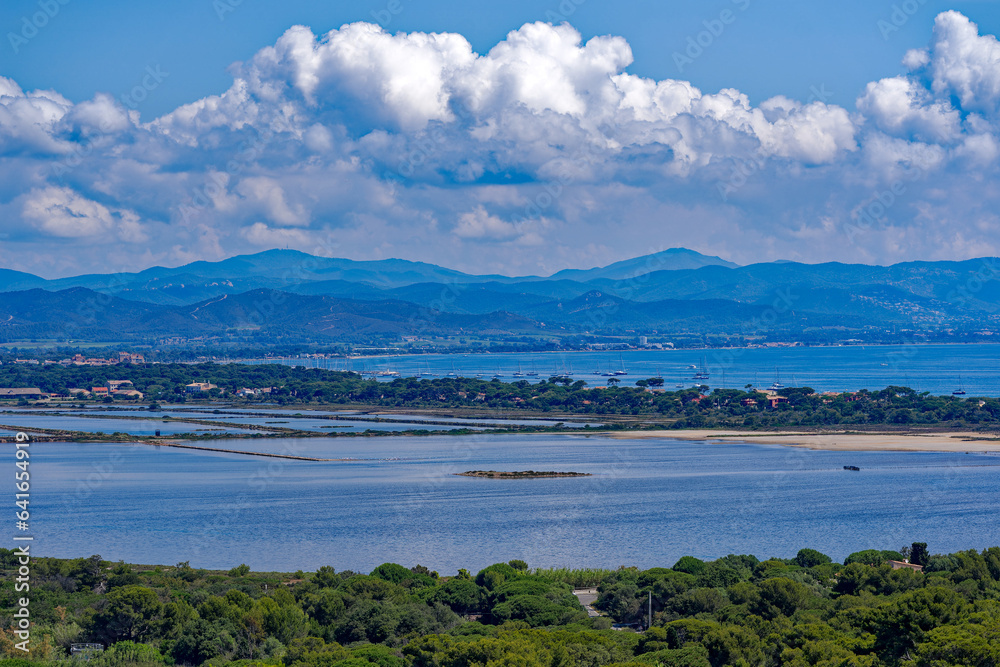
[20,433,1000,573]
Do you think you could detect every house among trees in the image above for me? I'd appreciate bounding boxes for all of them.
[105,380,134,391]
[887,560,924,572]
[106,380,144,399]
[0,387,44,400]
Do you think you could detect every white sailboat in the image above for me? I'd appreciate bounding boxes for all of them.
[692,356,709,380]
[614,353,628,376]
[769,368,784,391]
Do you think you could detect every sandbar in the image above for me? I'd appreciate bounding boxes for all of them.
[606,429,1000,453]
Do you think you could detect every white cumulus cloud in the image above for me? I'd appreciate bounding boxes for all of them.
[1,12,1000,276]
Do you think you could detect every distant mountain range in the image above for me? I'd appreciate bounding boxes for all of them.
[0,248,735,304]
[1,249,998,344]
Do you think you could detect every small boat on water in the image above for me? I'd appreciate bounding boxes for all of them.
[953,376,967,396]
[769,368,784,391]
[843,465,861,471]
[614,353,628,376]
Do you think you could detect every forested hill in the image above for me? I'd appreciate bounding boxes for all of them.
[1,544,997,666]
[2,363,1000,428]
[3,250,1000,344]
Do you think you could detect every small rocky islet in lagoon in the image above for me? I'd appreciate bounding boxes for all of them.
[457,470,592,479]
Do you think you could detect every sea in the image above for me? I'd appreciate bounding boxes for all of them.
[241,343,1000,396]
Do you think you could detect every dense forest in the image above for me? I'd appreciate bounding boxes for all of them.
[2,363,1000,430]
[1,544,998,666]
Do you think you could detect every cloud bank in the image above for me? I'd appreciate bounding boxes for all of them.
[1,11,999,276]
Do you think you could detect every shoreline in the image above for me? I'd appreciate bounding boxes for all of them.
[606,429,1000,453]
[259,340,1000,362]
[352,341,1000,359]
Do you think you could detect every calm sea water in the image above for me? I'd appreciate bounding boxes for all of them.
[0,414,260,436]
[17,434,1000,573]
[244,343,1000,396]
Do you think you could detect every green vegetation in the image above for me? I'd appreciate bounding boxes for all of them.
[457,471,592,479]
[2,545,1000,666]
[3,363,1000,430]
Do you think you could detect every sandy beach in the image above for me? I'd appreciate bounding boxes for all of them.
[607,429,1000,453]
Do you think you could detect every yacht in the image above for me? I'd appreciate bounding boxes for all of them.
[769,368,784,391]
[691,356,710,380]
[614,353,628,376]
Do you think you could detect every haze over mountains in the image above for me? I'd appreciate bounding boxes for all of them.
[1,249,998,345]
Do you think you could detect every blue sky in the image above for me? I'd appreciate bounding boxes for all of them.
[1,1,1000,277]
